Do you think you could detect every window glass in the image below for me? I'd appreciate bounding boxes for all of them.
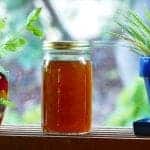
[0,0,149,127]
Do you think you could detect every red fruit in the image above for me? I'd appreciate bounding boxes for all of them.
[0,72,8,125]
[0,72,8,93]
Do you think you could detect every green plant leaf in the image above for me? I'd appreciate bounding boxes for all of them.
[0,98,13,107]
[113,9,150,56]
[128,10,150,35]
[26,8,43,37]
[26,25,43,37]
[26,8,42,26]
[0,18,6,31]
[0,8,43,58]
[3,37,27,51]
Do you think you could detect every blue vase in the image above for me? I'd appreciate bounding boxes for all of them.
[140,57,150,101]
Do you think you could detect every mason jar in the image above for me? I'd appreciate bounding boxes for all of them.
[42,41,93,134]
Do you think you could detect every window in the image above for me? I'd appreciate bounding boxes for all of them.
[0,0,149,129]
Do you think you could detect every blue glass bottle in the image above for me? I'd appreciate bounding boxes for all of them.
[140,57,150,101]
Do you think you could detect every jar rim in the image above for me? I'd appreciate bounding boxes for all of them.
[43,41,90,50]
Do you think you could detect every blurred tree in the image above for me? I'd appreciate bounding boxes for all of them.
[22,105,41,124]
[105,78,150,126]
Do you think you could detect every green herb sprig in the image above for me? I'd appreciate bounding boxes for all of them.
[0,8,44,107]
[0,7,44,57]
[113,9,150,56]
[26,8,43,37]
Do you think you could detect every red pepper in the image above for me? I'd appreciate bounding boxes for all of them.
[0,73,8,93]
[0,72,8,125]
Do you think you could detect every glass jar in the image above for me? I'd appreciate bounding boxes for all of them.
[42,41,93,134]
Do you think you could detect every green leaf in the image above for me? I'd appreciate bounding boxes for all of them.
[26,8,42,26]
[113,9,150,56]
[3,37,27,51]
[128,10,150,35]
[0,98,13,107]
[26,8,43,37]
[26,25,43,37]
[0,8,43,58]
[0,18,6,31]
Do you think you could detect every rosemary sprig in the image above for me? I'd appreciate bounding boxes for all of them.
[113,9,150,56]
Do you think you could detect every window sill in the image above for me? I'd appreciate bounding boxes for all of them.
[0,126,149,149]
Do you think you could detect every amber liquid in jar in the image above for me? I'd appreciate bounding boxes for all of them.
[43,60,92,134]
